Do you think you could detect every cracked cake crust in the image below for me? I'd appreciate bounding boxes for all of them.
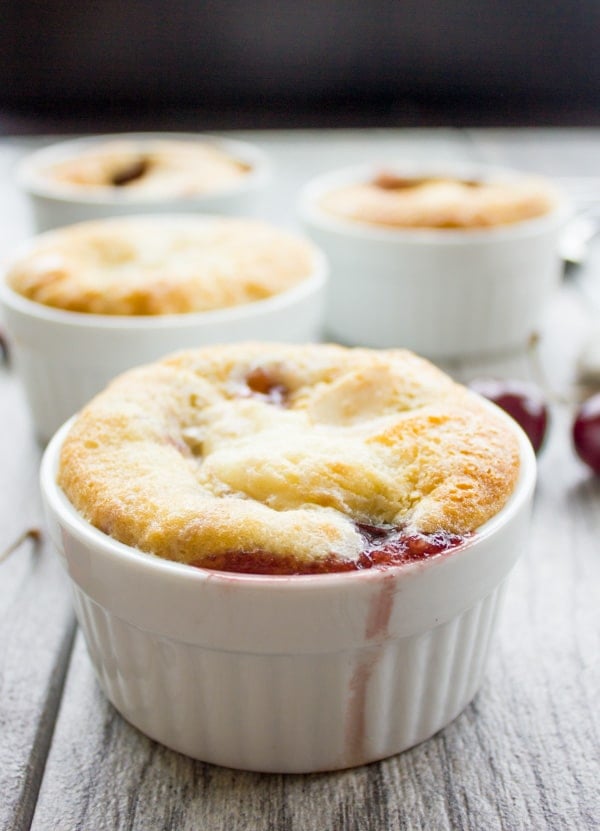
[58,343,521,572]
[7,217,316,316]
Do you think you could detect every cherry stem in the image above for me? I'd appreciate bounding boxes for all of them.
[0,330,9,366]
[527,332,571,406]
[0,527,42,565]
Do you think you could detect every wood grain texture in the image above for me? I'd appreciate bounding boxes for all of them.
[1,130,599,831]
[0,371,76,831]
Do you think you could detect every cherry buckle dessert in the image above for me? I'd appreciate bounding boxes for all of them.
[56,343,521,581]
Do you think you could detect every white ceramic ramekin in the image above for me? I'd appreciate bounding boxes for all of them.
[0,217,327,442]
[17,132,271,231]
[40,408,536,773]
[299,162,570,359]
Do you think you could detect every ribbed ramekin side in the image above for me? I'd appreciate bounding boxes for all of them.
[12,346,113,441]
[306,218,562,358]
[72,581,509,773]
[73,587,354,771]
[342,582,507,768]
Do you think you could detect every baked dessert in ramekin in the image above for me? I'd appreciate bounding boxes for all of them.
[17,133,270,231]
[299,162,569,359]
[41,342,536,772]
[0,217,326,441]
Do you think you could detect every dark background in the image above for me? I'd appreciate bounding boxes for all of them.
[2,0,599,133]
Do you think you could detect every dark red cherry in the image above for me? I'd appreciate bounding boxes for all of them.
[468,378,548,454]
[572,393,600,474]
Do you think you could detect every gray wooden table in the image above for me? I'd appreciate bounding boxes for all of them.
[1,129,599,831]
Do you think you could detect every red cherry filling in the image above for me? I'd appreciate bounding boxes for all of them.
[243,366,288,406]
[190,524,469,576]
[190,550,357,576]
[372,173,482,191]
[355,524,468,568]
[110,157,150,186]
[372,173,429,190]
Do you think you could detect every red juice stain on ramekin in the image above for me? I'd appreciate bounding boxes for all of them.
[342,527,469,767]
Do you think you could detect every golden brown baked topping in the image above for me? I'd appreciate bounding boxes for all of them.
[40,139,251,198]
[7,217,315,315]
[58,343,521,574]
[319,172,557,229]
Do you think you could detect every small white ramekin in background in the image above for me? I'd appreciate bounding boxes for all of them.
[41,410,535,774]
[0,219,327,443]
[17,133,271,232]
[299,162,570,360]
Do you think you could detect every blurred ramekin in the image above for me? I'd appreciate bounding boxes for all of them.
[17,132,271,231]
[299,162,570,359]
[0,219,326,443]
[41,409,535,773]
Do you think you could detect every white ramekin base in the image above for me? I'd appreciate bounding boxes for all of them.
[72,580,507,773]
[10,347,114,443]
[299,162,569,359]
[310,227,563,358]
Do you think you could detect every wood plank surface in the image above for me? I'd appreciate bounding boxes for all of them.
[0,139,78,831]
[0,369,76,831]
[0,129,598,831]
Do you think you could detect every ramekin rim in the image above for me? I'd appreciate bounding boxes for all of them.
[0,215,327,330]
[298,160,571,243]
[16,132,270,204]
[40,397,536,591]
